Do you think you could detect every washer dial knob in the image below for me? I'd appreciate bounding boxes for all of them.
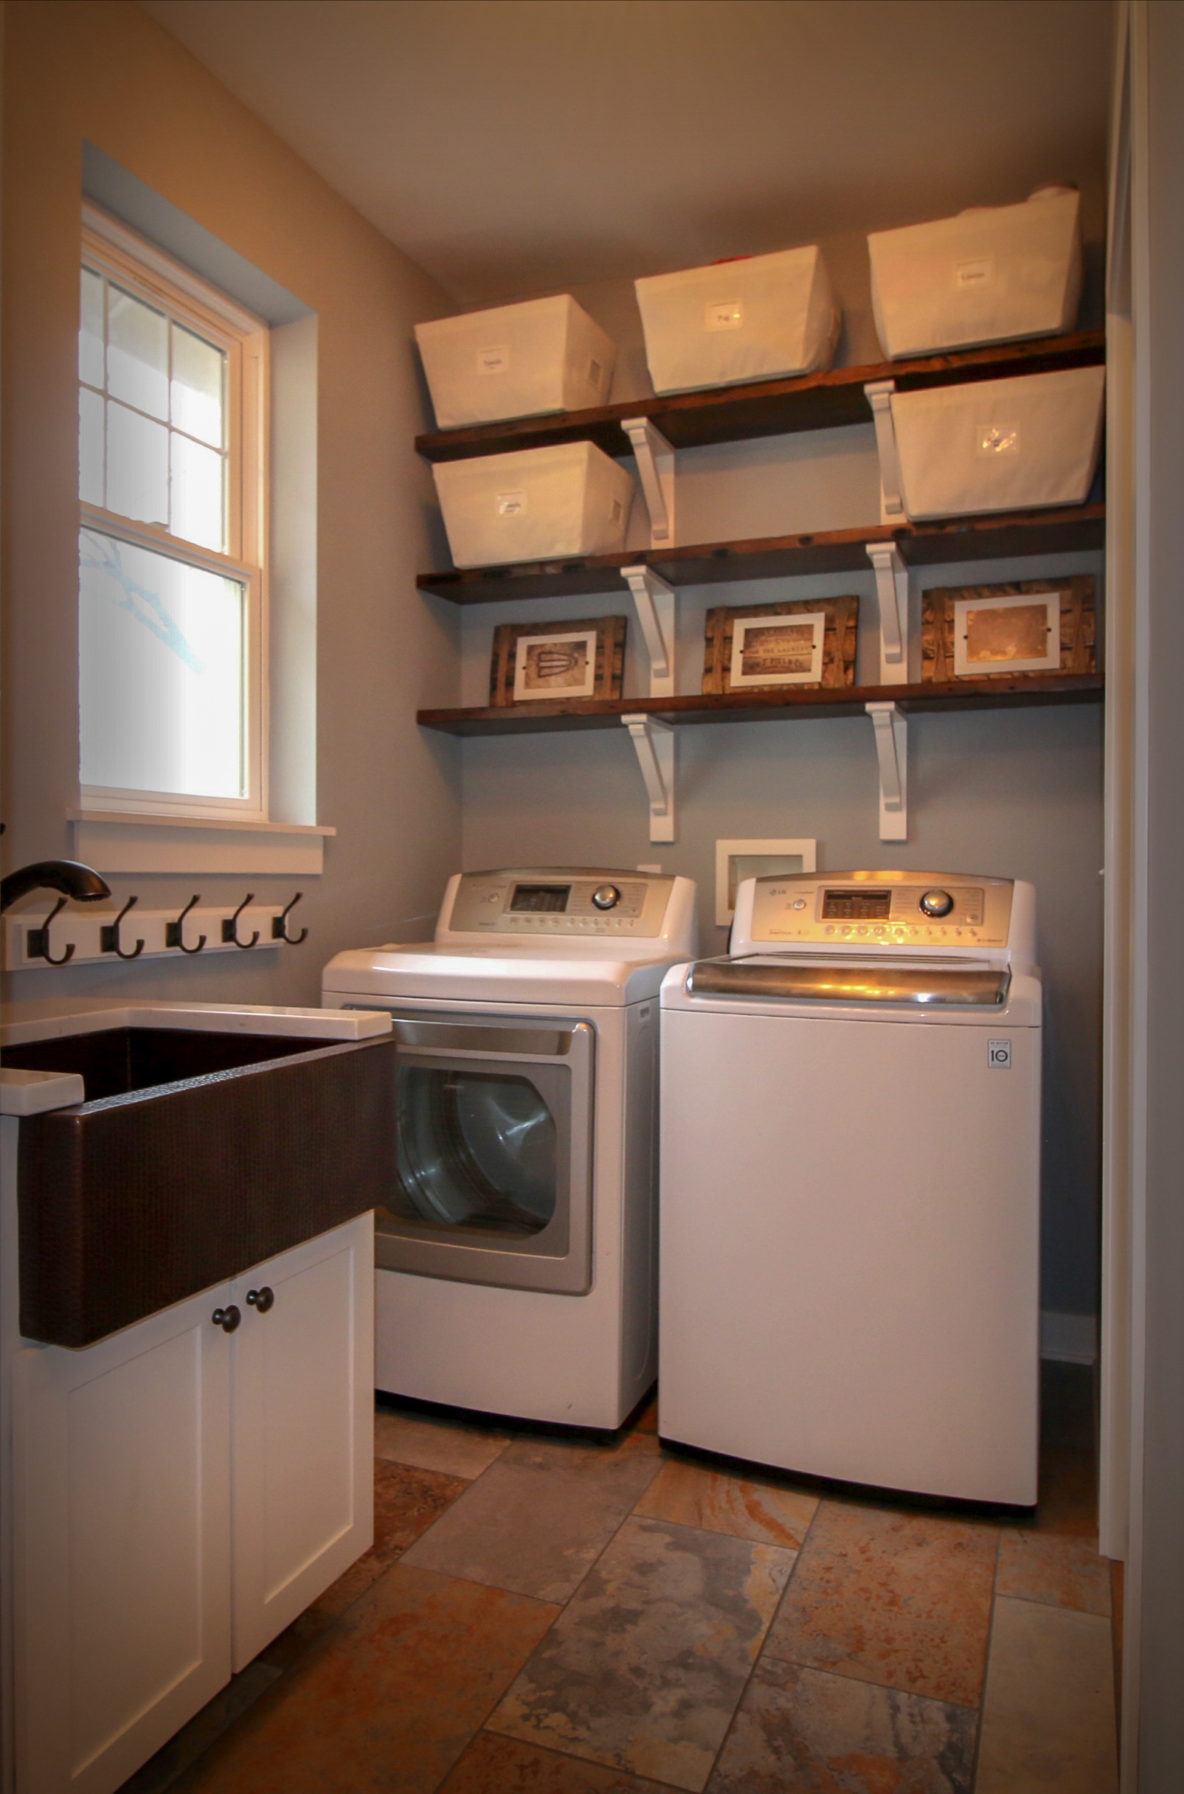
[591,884,621,911]
[919,888,954,918]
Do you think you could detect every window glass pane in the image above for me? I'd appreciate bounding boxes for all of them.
[79,529,246,800]
[171,324,225,448]
[107,286,168,419]
[170,435,225,551]
[79,389,105,508]
[79,269,105,388]
[106,403,168,525]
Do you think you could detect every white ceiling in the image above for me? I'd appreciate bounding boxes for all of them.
[139,0,1116,307]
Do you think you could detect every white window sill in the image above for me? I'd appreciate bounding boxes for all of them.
[69,811,335,876]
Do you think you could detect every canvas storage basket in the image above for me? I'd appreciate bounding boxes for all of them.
[433,441,635,567]
[891,365,1105,521]
[867,187,1083,360]
[415,296,616,429]
[634,245,840,395]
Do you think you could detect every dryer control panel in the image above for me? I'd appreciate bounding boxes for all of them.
[440,867,694,951]
[739,870,1021,954]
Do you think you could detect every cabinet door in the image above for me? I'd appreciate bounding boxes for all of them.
[13,1290,233,1794]
[230,1213,374,1668]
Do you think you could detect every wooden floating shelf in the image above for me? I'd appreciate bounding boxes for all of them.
[417,505,1106,604]
[415,331,1106,464]
[417,673,1104,737]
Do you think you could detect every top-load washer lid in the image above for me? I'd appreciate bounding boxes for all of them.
[685,955,1011,1007]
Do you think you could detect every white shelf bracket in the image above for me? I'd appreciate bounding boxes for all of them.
[621,416,676,548]
[622,713,676,843]
[865,700,908,843]
[865,541,909,684]
[621,563,676,697]
[864,379,905,521]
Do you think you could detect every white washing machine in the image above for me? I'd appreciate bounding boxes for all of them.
[322,867,697,1429]
[659,869,1041,1505]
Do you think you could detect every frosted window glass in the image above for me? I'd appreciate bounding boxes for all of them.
[107,287,168,419]
[170,435,225,551]
[171,325,225,448]
[80,530,246,799]
[79,269,105,388]
[106,404,168,525]
[79,389,105,508]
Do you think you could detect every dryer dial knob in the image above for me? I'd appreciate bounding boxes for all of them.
[592,884,621,911]
[919,888,955,918]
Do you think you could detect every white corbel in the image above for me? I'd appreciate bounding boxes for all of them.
[864,379,904,520]
[621,564,676,697]
[622,713,676,843]
[865,700,908,843]
[865,541,910,685]
[621,417,676,548]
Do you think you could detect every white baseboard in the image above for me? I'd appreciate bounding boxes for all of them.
[1040,1309,1098,1365]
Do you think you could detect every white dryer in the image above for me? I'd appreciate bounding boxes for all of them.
[659,869,1041,1505]
[322,868,697,1428]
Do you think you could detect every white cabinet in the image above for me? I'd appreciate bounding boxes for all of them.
[12,1214,374,1794]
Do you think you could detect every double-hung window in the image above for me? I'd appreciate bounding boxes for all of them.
[78,210,269,819]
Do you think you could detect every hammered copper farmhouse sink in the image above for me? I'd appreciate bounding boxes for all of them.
[8,1024,396,1348]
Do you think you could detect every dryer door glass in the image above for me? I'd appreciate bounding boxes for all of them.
[373,1014,595,1295]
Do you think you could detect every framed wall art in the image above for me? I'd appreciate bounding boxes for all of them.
[489,616,627,707]
[921,578,1096,683]
[702,596,858,695]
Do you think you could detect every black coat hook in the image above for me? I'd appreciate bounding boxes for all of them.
[166,894,206,954]
[271,891,308,945]
[222,893,259,949]
[29,895,76,966]
[100,894,145,960]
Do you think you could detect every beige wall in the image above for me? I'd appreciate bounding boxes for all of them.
[1,0,460,1015]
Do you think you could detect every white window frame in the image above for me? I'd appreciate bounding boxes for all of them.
[79,204,270,822]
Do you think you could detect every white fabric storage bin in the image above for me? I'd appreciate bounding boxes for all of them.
[891,365,1105,520]
[868,188,1083,359]
[433,442,635,567]
[634,246,839,395]
[415,296,616,428]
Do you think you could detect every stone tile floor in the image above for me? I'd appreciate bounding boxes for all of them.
[121,1362,1119,1794]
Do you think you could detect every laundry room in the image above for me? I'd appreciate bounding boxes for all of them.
[2,2,1181,1792]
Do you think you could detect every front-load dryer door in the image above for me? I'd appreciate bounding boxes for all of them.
[382,1013,594,1294]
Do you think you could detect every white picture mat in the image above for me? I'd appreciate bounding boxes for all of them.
[728,611,825,687]
[512,628,598,701]
[715,838,818,927]
[952,590,1061,677]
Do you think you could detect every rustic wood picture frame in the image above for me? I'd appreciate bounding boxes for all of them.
[702,596,858,695]
[489,616,627,707]
[921,578,1096,683]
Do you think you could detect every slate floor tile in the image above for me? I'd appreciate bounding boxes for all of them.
[975,1595,1118,1794]
[996,1526,1112,1616]
[168,1564,559,1794]
[761,1500,998,1708]
[309,1456,470,1618]
[402,1434,662,1603]
[374,1402,511,1480]
[635,1457,818,1551]
[439,1731,683,1793]
[706,1658,977,1794]
[489,1515,796,1793]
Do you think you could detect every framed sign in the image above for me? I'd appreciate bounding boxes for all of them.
[702,596,858,695]
[489,616,627,706]
[715,838,818,928]
[921,578,1096,682]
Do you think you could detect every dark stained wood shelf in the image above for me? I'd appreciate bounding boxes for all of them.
[417,672,1104,737]
[417,504,1106,603]
[415,330,1106,464]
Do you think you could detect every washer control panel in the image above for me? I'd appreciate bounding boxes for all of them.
[744,871,1015,950]
[444,868,678,940]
